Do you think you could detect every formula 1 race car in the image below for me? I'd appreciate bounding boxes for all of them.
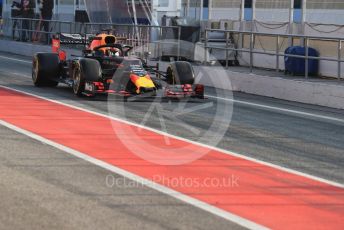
[32,32,205,100]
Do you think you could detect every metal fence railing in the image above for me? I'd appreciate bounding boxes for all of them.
[3,18,76,42]
[204,29,343,79]
[1,17,182,60]
[82,22,182,60]
[1,17,343,79]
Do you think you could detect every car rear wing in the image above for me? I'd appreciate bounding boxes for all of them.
[59,33,87,45]
[53,33,96,45]
[51,33,133,61]
[51,33,100,61]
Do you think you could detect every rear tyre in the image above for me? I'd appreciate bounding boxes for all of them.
[32,53,60,87]
[166,61,195,85]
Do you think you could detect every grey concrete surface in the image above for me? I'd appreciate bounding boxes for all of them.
[0,125,245,230]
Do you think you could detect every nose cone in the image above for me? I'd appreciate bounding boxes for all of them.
[132,75,156,94]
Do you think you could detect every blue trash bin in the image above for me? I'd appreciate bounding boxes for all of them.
[284,46,319,76]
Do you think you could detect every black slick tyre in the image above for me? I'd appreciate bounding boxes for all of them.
[32,53,60,87]
[166,61,195,85]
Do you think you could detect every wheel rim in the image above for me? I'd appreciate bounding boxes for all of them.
[73,68,81,94]
[32,59,38,82]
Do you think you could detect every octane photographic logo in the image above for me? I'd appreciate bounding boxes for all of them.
[107,39,234,165]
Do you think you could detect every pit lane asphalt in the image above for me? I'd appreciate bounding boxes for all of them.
[0,52,344,184]
[0,124,245,230]
[1,52,344,229]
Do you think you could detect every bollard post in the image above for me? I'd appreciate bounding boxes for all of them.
[338,40,342,80]
[204,29,208,64]
[250,33,254,73]
[226,30,229,69]
[158,26,162,62]
[177,26,181,61]
[305,37,309,79]
[276,35,280,72]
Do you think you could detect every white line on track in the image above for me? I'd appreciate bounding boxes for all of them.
[0,55,31,64]
[207,95,344,124]
[0,120,268,230]
[1,53,343,124]
[1,84,343,191]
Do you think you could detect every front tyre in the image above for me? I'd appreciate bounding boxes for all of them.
[166,61,195,85]
[32,53,59,87]
[72,58,101,97]
[72,64,85,96]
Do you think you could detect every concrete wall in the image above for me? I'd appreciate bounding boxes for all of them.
[306,9,344,25]
[0,40,81,59]
[196,66,344,110]
[255,9,290,22]
[209,8,240,21]
[209,8,344,25]
[253,9,344,25]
